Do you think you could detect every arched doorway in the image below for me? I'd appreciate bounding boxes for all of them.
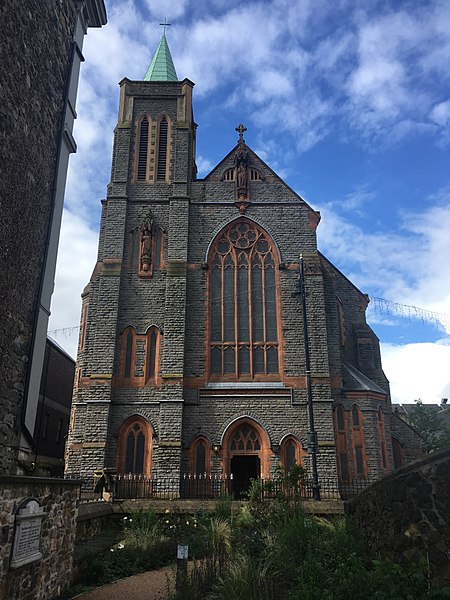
[222,419,269,497]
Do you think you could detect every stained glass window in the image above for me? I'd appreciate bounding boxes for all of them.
[230,424,261,451]
[209,220,280,380]
[124,422,146,474]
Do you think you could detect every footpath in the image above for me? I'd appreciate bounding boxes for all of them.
[74,565,175,600]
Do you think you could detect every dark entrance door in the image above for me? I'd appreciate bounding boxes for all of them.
[231,455,260,498]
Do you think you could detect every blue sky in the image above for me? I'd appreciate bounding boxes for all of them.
[48,0,450,404]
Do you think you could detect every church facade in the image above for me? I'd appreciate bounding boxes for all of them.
[66,35,420,492]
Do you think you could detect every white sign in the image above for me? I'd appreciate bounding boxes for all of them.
[10,500,44,569]
[177,544,189,560]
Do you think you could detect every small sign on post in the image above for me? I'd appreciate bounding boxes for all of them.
[176,543,189,592]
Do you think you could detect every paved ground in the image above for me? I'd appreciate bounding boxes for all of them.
[74,565,175,600]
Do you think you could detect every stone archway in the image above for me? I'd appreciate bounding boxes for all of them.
[222,418,270,497]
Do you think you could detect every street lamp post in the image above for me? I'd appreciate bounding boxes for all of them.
[299,255,321,501]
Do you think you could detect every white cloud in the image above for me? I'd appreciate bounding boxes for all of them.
[317,200,450,333]
[48,210,99,359]
[196,155,213,176]
[431,100,450,126]
[143,0,188,20]
[382,340,450,404]
[329,184,377,215]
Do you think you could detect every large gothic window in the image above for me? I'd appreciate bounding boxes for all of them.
[208,220,280,381]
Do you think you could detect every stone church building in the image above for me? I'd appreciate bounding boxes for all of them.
[66,34,420,492]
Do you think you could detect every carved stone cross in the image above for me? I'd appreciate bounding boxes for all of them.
[235,123,247,142]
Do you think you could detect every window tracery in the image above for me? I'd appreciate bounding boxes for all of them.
[230,424,261,452]
[117,416,152,475]
[208,220,280,381]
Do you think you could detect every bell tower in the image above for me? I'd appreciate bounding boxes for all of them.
[66,30,196,484]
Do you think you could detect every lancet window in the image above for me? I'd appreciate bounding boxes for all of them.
[119,326,161,386]
[335,405,349,483]
[281,436,302,473]
[136,116,150,181]
[117,416,152,475]
[208,219,280,381]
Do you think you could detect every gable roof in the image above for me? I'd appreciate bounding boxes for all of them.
[201,141,321,218]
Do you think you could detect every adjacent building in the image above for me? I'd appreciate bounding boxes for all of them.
[0,0,107,474]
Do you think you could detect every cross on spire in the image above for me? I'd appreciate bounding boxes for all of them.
[236,123,247,142]
[159,18,171,35]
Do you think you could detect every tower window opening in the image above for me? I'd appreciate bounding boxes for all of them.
[157,117,168,181]
[137,117,149,180]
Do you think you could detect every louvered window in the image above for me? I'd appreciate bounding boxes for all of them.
[250,169,261,181]
[137,117,149,180]
[157,117,168,181]
[223,168,235,181]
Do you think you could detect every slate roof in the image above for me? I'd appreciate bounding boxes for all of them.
[341,361,387,395]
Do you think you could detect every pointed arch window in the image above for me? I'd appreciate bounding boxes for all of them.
[350,404,367,478]
[335,405,350,483]
[157,116,169,181]
[153,227,165,270]
[136,116,150,181]
[146,327,160,383]
[230,424,261,452]
[118,327,161,386]
[117,416,152,475]
[190,437,210,476]
[281,436,302,473]
[123,328,135,378]
[208,219,280,381]
[378,407,389,470]
[392,437,404,469]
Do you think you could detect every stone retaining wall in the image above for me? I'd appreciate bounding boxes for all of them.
[0,476,80,600]
[345,447,450,585]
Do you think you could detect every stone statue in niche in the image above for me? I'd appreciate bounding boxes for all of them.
[140,217,154,273]
[234,146,249,200]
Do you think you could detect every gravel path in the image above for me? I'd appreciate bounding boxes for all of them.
[74,565,175,600]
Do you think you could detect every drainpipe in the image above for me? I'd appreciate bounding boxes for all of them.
[299,255,321,501]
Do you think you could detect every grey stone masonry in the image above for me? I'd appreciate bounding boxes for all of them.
[66,66,420,491]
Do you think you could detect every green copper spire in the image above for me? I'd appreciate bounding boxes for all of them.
[144,32,178,82]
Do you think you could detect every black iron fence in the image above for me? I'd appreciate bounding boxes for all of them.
[114,473,234,500]
[107,473,372,501]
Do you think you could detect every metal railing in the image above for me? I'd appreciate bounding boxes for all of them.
[113,473,234,500]
[106,474,372,501]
